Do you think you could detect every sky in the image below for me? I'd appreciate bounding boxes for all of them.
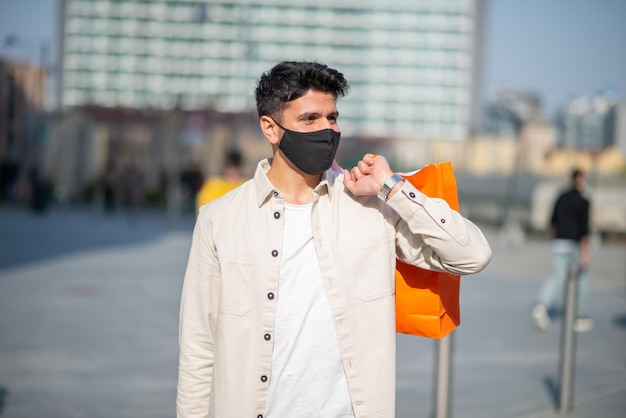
[483,0,626,115]
[1,0,625,117]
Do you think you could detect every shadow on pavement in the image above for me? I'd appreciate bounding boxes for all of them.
[0,386,7,414]
[0,206,195,271]
[613,314,626,330]
[542,376,560,410]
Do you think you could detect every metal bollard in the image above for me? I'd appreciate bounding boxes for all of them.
[558,267,580,414]
[432,332,454,418]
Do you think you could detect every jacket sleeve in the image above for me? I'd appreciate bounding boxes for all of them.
[385,180,492,275]
[177,207,220,418]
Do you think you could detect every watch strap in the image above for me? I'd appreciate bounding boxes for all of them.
[377,173,404,201]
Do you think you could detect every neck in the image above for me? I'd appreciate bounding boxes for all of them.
[266,155,322,205]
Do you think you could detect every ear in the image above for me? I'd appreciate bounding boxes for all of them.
[260,115,281,145]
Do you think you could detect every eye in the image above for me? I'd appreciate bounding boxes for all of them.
[328,115,338,124]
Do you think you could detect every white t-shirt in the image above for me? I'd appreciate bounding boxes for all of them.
[266,203,354,418]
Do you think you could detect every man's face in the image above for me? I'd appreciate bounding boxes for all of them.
[279,90,340,133]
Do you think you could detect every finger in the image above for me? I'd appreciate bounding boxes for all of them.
[364,153,380,164]
[370,154,390,172]
[357,160,373,174]
[343,168,354,182]
[351,166,362,180]
[343,169,356,191]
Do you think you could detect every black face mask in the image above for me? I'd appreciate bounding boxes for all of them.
[272,119,341,175]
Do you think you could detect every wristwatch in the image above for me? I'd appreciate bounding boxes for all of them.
[378,173,404,201]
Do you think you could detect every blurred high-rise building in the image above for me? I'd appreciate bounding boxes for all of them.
[482,88,544,138]
[557,93,626,153]
[58,0,486,140]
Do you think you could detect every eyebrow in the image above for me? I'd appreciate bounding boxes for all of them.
[297,111,339,120]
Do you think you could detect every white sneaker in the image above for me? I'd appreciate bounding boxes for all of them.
[574,317,594,332]
[532,304,550,331]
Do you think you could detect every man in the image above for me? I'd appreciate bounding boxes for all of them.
[532,169,592,332]
[177,61,492,418]
[195,150,246,216]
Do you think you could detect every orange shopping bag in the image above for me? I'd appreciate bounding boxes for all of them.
[395,162,461,339]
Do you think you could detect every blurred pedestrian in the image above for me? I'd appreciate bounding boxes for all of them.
[177,61,492,418]
[28,166,49,214]
[0,153,19,203]
[194,150,245,215]
[119,158,144,223]
[180,164,203,214]
[532,168,592,332]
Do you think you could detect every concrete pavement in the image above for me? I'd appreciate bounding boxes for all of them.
[0,206,624,417]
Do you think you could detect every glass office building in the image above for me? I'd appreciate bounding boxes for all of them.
[59,0,485,139]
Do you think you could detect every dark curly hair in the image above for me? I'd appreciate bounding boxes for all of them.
[255,61,350,120]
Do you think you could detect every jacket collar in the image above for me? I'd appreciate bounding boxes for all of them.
[254,158,337,207]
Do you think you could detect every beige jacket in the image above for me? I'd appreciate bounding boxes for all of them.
[177,159,491,418]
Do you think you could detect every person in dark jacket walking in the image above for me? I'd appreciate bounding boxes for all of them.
[532,169,592,332]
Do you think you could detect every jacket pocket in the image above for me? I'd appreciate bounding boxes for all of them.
[218,252,254,316]
[338,234,396,303]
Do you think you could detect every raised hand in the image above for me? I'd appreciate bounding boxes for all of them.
[343,154,395,197]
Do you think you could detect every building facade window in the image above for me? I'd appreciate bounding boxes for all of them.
[60,0,483,139]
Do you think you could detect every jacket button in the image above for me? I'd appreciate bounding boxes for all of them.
[267,292,275,300]
[273,191,279,197]
[409,192,416,198]
[271,250,278,257]
[274,211,280,219]
[258,415,263,418]
[261,375,268,382]
[440,218,446,223]
[264,333,271,341]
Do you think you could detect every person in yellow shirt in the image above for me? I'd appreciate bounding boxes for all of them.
[195,151,246,215]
